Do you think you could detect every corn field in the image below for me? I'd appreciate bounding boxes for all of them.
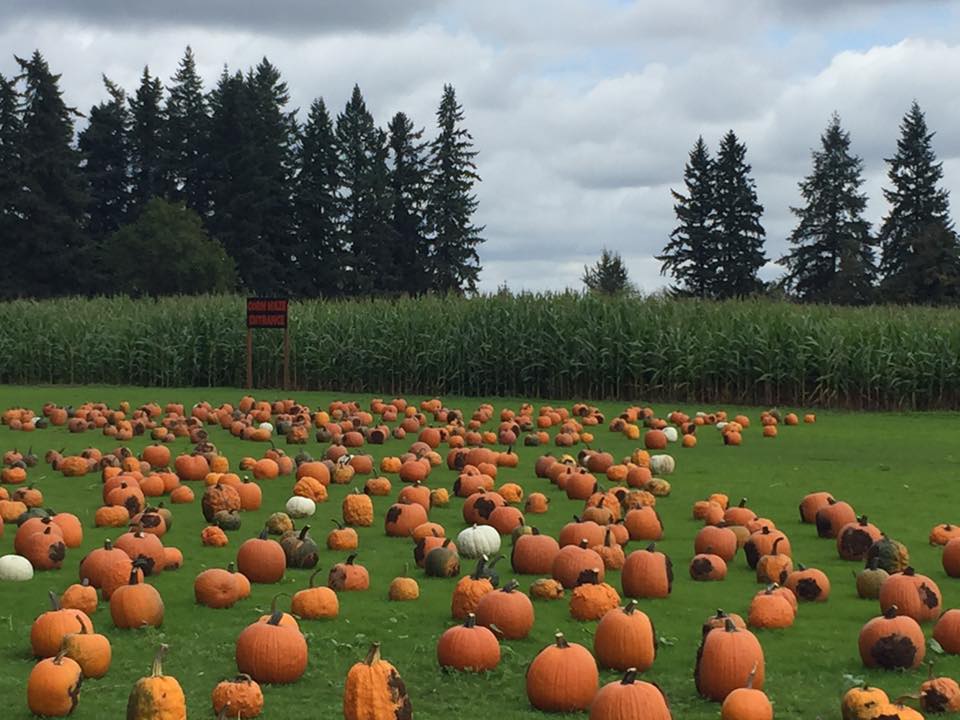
[1,294,959,409]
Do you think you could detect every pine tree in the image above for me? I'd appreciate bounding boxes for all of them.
[14,51,88,297]
[79,76,131,240]
[583,248,634,296]
[163,47,209,216]
[658,137,716,298]
[294,98,344,297]
[903,221,960,305]
[879,102,954,301]
[0,73,23,297]
[426,84,484,294]
[336,85,396,296]
[780,114,876,304]
[128,66,165,213]
[712,130,767,298]
[387,111,429,295]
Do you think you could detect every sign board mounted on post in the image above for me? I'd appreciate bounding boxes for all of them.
[245,298,290,389]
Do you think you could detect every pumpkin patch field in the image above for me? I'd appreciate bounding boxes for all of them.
[1,385,959,719]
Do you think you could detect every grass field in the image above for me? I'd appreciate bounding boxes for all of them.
[1,385,959,719]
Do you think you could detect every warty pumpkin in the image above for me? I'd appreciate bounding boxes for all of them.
[211,674,264,718]
[343,643,412,720]
[292,568,339,619]
[126,644,185,720]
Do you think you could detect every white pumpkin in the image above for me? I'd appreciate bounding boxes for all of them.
[649,454,675,476]
[258,422,274,432]
[0,554,34,581]
[663,426,679,443]
[457,524,501,559]
[715,421,728,431]
[285,496,316,519]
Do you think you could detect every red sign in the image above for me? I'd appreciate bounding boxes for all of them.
[247,298,288,329]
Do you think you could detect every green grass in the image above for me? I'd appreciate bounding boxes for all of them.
[1,385,959,719]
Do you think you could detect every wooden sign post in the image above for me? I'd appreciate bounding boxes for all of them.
[245,298,290,389]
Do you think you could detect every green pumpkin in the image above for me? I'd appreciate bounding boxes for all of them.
[523,434,541,447]
[511,525,535,544]
[15,507,53,526]
[855,557,890,599]
[281,525,319,569]
[425,542,460,578]
[214,510,242,531]
[865,536,910,574]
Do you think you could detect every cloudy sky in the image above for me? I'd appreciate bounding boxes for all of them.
[3,0,960,293]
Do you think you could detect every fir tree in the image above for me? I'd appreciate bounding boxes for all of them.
[336,84,396,296]
[780,114,876,304]
[0,73,23,297]
[79,76,131,240]
[903,221,960,305]
[294,98,344,296]
[712,130,767,298]
[14,51,88,296]
[387,111,429,295]
[163,47,209,215]
[878,102,954,301]
[426,84,484,294]
[128,66,165,212]
[583,248,634,296]
[658,137,716,298]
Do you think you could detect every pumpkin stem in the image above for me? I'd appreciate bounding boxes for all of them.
[266,610,284,626]
[363,642,382,665]
[620,668,638,685]
[738,497,748,508]
[346,553,358,565]
[307,568,323,588]
[48,589,61,611]
[884,605,900,619]
[331,519,345,530]
[577,538,589,549]
[502,579,520,593]
[724,618,738,632]
[151,644,169,677]
[269,593,291,614]
[258,527,270,540]
[103,538,113,551]
[904,567,916,576]
[866,557,880,571]
[554,632,569,648]
[859,515,869,525]
[771,537,782,554]
[298,525,310,540]
[52,648,69,665]
[471,556,488,580]
[464,613,477,628]
[646,542,656,552]
[624,600,638,615]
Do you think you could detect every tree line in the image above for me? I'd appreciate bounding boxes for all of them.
[0,49,484,299]
[657,103,960,305]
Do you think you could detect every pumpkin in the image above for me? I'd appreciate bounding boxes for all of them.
[0,552,33,581]
[800,491,833,525]
[695,525,738,562]
[291,569,339,619]
[559,516,606,548]
[162,546,183,570]
[859,605,925,669]
[461,490,504,523]
[723,498,755,526]
[526,632,599,712]
[202,482,241,522]
[27,650,84,717]
[867,536,911,574]
[930,523,960,546]
[879,567,942,623]
[569,568,621,620]
[755,537,793,585]
[126,646,186,719]
[920,667,960,713]
[552,539,605,589]
[838,516,883,561]
[695,619,765,702]
[343,643,412,720]
[63,621,112,679]
[748,586,795,629]
[623,506,663,541]
[424,540,461,578]
[114,529,166,575]
[451,555,499,618]
[530,578,565,600]
[195,566,240,609]
[61,579,98,616]
[285,495,316,519]
[870,700,925,719]
[592,528,626,570]
[32,591,94,658]
[815,498,857,538]
[436,613,500,671]
[235,611,308,684]
[856,558,890,599]
[280,525,320,568]
[841,684,890,720]
[384,502,428,538]
[428,487,449,507]
[293,475,328,502]
[329,553,370,591]
[457,524,501,559]
[211,674,264,718]
[784,564,831,602]
[388,564,420,601]
[703,609,747,637]
[525,492,549,514]
[475,579,534,639]
[236,528,286,584]
[110,563,164,629]
[622,543,673,599]
[589,668,671,720]
[743,526,791,570]
[689,552,727,582]
[720,665,771,720]
[22,524,67,571]
[79,538,134,599]
[343,490,374,527]
[935,609,960,654]
[202,525,229,547]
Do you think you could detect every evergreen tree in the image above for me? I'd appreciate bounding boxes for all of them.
[0,73,23,297]
[780,114,876,304]
[294,98,344,297]
[658,137,716,298]
[426,84,484,294]
[128,66,165,212]
[336,84,395,296]
[14,51,88,297]
[163,47,209,216]
[712,130,767,298]
[582,248,633,296]
[79,76,131,240]
[387,111,429,295]
[902,221,960,305]
[878,102,954,301]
